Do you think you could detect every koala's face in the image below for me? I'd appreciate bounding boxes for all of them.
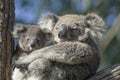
[13,24,53,52]
[39,13,105,43]
[53,15,85,42]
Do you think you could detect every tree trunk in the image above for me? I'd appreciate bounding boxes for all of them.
[87,64,120,80]
[0,0,14,80]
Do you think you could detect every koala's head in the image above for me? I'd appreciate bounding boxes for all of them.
[12,24,53,52]
[38,13,106,43]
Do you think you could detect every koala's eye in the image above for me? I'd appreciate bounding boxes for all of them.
[26,37,30,41]
[72,28,81,34]
[22,34,26,38]
[72,23,80,29]
[55,27,58,30]
[75,23,79,25]
[36,37,41,41]
[72,28,77,32]
[61,24,66,26]
[27,38,29,41]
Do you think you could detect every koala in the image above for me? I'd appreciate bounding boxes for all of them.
[38,13,106,45]
[15,13,106,80]
[12,24,54,80]
[12,24,54,58]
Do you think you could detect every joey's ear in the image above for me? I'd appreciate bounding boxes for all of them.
[41,28,54,41]
[38,13,59,31]
[41,28,51,33]
[84,13,106,32]
[12,24,27,38]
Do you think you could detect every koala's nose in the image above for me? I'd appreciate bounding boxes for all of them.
[58,25,67,38]
[31,43,36,48]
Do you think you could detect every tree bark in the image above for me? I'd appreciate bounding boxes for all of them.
[87,64,120,80]
[0,0,14,80]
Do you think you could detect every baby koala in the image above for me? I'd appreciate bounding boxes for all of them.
[12,24,54,58]
[12,24,54,80]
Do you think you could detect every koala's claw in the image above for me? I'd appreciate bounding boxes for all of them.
[15,63,29,70]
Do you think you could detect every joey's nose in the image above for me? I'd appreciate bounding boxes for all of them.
[58,25,67,38]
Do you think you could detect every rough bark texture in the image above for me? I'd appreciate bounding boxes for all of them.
[87,64,120,80]
[0,0,14,80]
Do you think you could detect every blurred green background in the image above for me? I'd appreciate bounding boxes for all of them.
[15,0,120,70]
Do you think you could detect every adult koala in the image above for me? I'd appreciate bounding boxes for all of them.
[15,13,106,80]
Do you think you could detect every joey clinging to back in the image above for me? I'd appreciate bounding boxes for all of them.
[13,24,54,54]
[38,13,106,47]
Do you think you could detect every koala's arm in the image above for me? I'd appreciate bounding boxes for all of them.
[16,42,96,65]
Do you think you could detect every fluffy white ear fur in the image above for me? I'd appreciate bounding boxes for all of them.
[38,19,54,31]
[84,13,106,47]
[12,68,25,80]
[37,13,58,31]
[85,13,106,33]
[12,24,26,38]
[12,68,43,80]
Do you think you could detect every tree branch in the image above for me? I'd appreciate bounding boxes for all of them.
[87,64,120,80]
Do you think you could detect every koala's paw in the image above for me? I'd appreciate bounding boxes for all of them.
[16,56,31,64]
[15,59,28,68]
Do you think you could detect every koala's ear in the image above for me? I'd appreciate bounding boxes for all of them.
[41,28,51,33]
[38,13,58,31]
[84,13,106,31]
[84,13,106,38]
[12,24,27,38]
[41,28,54,41]
[84,13,107,47]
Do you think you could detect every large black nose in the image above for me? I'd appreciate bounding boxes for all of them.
[58,25,67,39]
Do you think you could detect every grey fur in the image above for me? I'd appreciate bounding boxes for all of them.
[12,24,54,80]
[15,13,106,80]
